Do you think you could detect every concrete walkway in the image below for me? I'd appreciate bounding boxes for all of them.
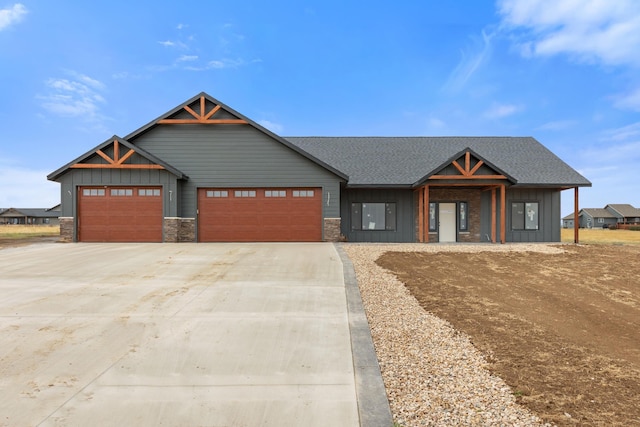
[0,242,391,426]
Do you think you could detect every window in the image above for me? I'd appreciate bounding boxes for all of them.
[206,190,228,198]
[459,202,468,231]
[429,202,437,232]
[111,189,133,196]
[511,202,539,230]
[292,190,314,197]
[265,190,286,197]
[139,189,161,196]
[351,203,396,231]
[234,190,256,198]
[597,217,604,224]
[82,189,105,196]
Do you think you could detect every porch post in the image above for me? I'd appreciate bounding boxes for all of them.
[491,188,497,243]
[418,188,424,242]
[574,187,579,244]
[424,185,429,243]
[500,184,506,244]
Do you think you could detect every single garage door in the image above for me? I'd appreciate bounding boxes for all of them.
[78,186,163,242]
[198,188,322,242]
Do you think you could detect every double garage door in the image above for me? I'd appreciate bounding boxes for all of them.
[198,188,322,242]
[78,186,322,242]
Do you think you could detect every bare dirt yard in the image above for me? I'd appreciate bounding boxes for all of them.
[377,244,640,426]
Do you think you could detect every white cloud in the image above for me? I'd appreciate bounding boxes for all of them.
[0,3,27,31]
[0,164,59,208]
[426,116,446,129]
[613,87,640,111]
[444,30,494,92]
[177,54,198,62]
[483,103,522,119]
[183,57,261,71]
[158,40,187,49]
[258,120,283,133]
[38,72,107,124]
[601,121,640,141]
[497,0,640,67]
[536,119,577,131]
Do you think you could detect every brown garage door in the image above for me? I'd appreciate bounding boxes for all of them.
[198,188,322,242]
[78,187,163,242]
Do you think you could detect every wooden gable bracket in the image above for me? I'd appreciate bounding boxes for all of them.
[430,151,507,180]
[70,139,164,170]
[157,96,248,125]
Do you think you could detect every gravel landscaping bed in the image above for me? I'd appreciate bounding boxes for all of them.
[343,243,563,427]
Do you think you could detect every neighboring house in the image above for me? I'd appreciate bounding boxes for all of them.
[0,205,61,225]
[47,92,591,243]
[605,204,640,224]
[562,208,618,229]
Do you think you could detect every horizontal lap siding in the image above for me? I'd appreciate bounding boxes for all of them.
[131,125,343,221]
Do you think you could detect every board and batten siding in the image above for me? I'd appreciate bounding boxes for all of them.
[341,188,415,242]
[131,125,344,219]
[480,187,561,243]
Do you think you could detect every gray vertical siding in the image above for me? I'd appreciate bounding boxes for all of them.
[131,125,344,219]
[481,187,561,242]
[341,188,414,242]
[507,188,561,242]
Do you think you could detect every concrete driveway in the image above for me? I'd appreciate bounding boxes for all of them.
[0,242,389,427]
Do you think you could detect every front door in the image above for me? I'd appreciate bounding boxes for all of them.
[439,203,457,242]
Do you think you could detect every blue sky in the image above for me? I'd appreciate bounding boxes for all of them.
[1,1,639,215]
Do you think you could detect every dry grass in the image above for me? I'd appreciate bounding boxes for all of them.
[0,225,60,239]
[561,227,640,244]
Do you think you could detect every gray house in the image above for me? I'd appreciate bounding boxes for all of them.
[605,204,640,224]
[0,205,60,225]
[48,92,591,243]
[563,208,618,229]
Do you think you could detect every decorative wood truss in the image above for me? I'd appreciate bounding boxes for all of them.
[414,150,512,244]
[430,151,506,180]
[157,96,248,125]
[70,139,164,170]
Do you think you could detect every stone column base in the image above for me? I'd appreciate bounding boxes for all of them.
[323,218,342,242]
[59,217,74,242]
[178,218,195,242]
[163,218,196,242]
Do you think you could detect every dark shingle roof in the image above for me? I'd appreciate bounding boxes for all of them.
[606,204,640,218]
[286,136,591,187]
[0,208,59,218]
[581,208,617,218]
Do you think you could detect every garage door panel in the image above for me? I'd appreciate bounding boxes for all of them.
[198,188,321,242]
[79,187,162,242]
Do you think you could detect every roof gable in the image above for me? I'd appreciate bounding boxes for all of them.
[581,208,616,218]
[48,136,187,181]
[416,148,516,186]
[124,92,347,180]
[605,204,640,217]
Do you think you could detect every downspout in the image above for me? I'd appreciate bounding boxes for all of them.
[574,187,579,244]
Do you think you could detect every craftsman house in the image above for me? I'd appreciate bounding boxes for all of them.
[48,92,591,243]
[563,204,640,228]
[0,205,60,225]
